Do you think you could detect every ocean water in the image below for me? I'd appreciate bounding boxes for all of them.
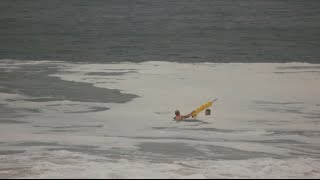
[0,0,320,63]
[0,60,320,178]
[0,0,320,179]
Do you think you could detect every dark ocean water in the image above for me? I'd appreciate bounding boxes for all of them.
[0,0,320,63]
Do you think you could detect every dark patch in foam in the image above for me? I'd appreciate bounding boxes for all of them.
[137,142,279,160]
[0,150,25,155]
[0,119,27,124]
[46,104,62,106]
[277,66,320,70]
[182,128,240,133]
[0,100,41,120]
[268,130,320,137]
[277,144,320,157]
[15,142,59,147]
[64,106,110,113]
[0,104,25,119]
[203,145,279,160]
[296,144,320,153]
[274,71,320,74]
[23,108,41,113]
[4,99,18,102]
[48,129,79,133]
[22,98,57,102]
[33,125,104,129]
[15,141,99,149]
[86,71,136,76]
[96,81,114,84]
[152,127,168,130]
[0,63,139,103]
[151,126,238,133]
[253,100,303,105]
[303,112,320,119]
[83,77,111,80]
[106,135,201,142]
[242,139,306,144]
[103,69,139,71]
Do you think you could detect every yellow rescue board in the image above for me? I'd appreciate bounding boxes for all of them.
[191,98,217,118]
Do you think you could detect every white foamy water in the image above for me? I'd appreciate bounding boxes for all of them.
[0,60,319,178]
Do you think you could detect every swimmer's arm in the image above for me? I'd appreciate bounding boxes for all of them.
[182,111,195,118]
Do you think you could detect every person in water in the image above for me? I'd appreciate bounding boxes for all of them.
[205,109,211,116]
[173,110,195,122]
